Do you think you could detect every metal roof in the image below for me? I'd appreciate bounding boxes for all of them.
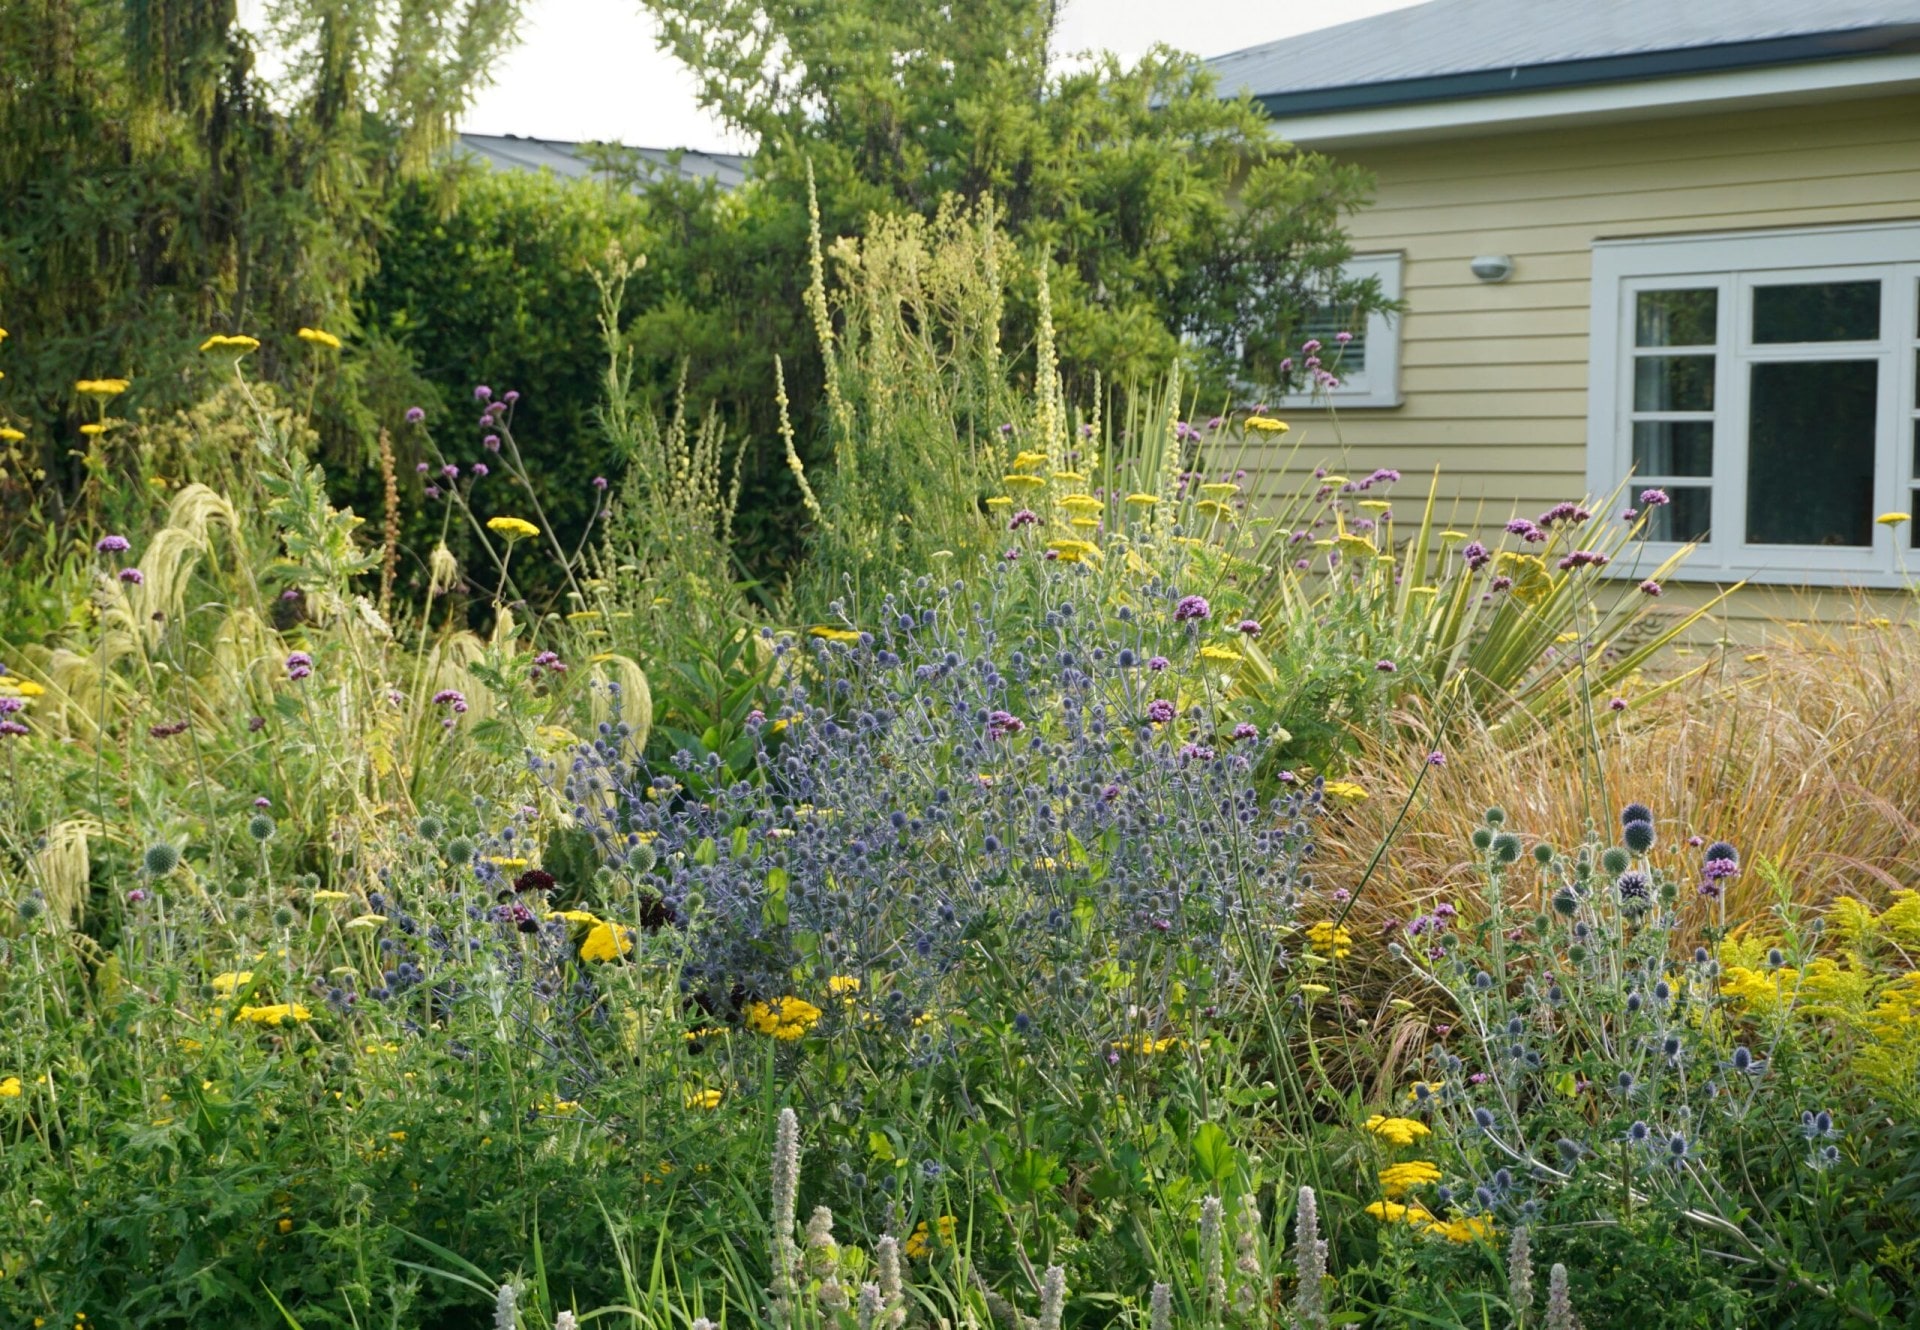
[1208,0,1920,115]
[456,133,750,190]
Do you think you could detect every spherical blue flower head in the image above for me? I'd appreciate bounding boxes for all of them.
[1620,802,1654,827]
[1622,819,1656,854]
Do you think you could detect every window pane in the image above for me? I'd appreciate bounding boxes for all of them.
[1752,281,1880,343]
[1633,355,1714,411]
[1632,420,1713,476]
[1746,360,1878,546]
[1636,289,1717,347]
[1644,486,1711,542]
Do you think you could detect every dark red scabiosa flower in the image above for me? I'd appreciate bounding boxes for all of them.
[512,869,556,895]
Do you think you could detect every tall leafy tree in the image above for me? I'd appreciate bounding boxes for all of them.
[0,0,521,511]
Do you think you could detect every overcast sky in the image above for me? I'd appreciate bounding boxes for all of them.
[455,0,1425,151]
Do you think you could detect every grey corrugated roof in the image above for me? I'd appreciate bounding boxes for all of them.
[456,133,750,190]
[1209,0,1920,114]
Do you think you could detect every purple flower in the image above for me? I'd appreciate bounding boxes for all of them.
[1003,548,1022,560]
[1609,697,1628,711]
[416,462,430,474]
[1237,618,1262,636]
[1620,509,1637,521]
[118,568,143,585]
[484,434,501,452]
[0,697,22,714]
[1147,655,1169,672]
[0,719,28,737]
[1279,358,1294,373]
[1302,338,1322,354]
[126,888,149,904]
[998,423,1014,435]
[1174,594,1211,623]
[1538,502,1592,527]
[424,485,441,499]
[1640,488,1671,507]
[254,797,272,808]
[1205,416,1223,430]
[1491,575,1514,592]
[986,710,1024,739]
[472,463,489,477]
[1232,722,1259,741]
[1335,330,1353,344]
[1427,750,1445,766]
[1178,742,1215,763]
[1557,549,1609,570]
[95,535,130,554]
[503,390,520,404]
[1376,659,1397,673]
[1009,508,1039,530]
[442,464,460,479]
[432,688,467,713]
[1504,518,1545,542]
[1145,699,1176,724]
[405,407,426,424]
[285,651,313,681]
[474,384,492,401]
[1462,540,1491,570]
[592,476,608,490]
[1278,770,1298,783]
[1639,579,1663,597]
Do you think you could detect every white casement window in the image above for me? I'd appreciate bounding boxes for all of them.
[1278,251,1405,410]
[1588,221,1920,586]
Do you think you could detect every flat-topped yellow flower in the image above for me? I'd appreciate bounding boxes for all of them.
[199,334,260,355]
[808,625,861,644]
[1378,1160,1443,1198]
[1124,493,1160,506]
[1047,538,1099,562]
[0,427,24,442]
[1010,450,1048,470]
[79,422,109,437]
[1198,482,1240,498]
[1068,516,1100,530]
[1364,1115,1433,1147]
[1057,493,1104,513]
[1306,920,1354,958]
[685,1088,723,1110]
[1439,530,1471,543]
[211,970,254,996]
[487,515,539,542]
[76,378,130,400]
[236,1003,312,1026]
[1004,473,1047,489]
[1051,470,1087,484]
[1199,644,1244,664]
[1336,533,1376,556]
[984,495,1014,509]
[1877,512,1911,526]
[745,995,822,1040]
[580,920,634,963]
[1358,499,1392,512]
[1322,780,1368,805]
[1195,499,1236,519]
[297,327,343,350]
[1243,416,1288,433]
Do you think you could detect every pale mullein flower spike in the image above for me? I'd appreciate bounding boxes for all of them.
[1035,1265,1067,1330]
[1149,1282,1173,1330]
[491,1281,518,1330]
[1199,1195,1227,1318]
[1545,1263,1576,1330]
[1507,1226,1535,1329]
[1292,1185,1329,1330]
[769,1107,803,1315]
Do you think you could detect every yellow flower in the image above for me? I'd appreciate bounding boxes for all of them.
[297,327,343,350]
[535,724,582,748]
[1125,493,1160,506]
[210,970,254,996]
[1110,1033,1183,1055]
[1406,1080,1445,1102]
[1198,482,1241,498]
[1051,470,1087,483]
[1198,644,1244,664]
[1058,493,1105,513]
[1435,1215,1497,1244]
[808,626,862,644]
[487,515,540,542]
[1378,1160,1443,1198]
[1365,1199,1420,1224]
[78,423,109,437]
[278,1217,294,1234]
[0,1076,21,1098]
[345,913,387,930]
[904,1215,958,1259]
[550,909,601,926]
[1298,983,1331,1000]
[1004,473,1048,488]
[1243,416,1289,433]
[580,921,635,963]
[1364,1115,1433,1148]
[685,1088,723,1110]
[311,890,349,902]
[1010,451,1049,471]
[828,975,862,997]
[198,334,260,355]
[1068,516,1100,530]
[235,1003,312,1026]
[1358,499,1393,512]
[1322,780,1368,805]
[0,427,24,442]
[487,856,530,870]
[1047,538,1099,562]
[1876,512,1910,526]
[75,378,131,399]
[1438,530,1471,543]
[1306,921,1354,959]
[1,679,44,697]
[985,496,1014,509]
[745,996,823,1040]
[1335,533,1376,556]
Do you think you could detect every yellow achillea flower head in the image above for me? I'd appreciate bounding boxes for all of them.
[808,625,861,644]
[1377,1160,1443,1198]
[487,856,529,869]
[1046,538,1099,562]
[1057,493,1104,513]
[685,1088,723,1110]
[904,1214,958,1259]
[75,378,131,399]
[1335,533,1376,556]
[199,334,260,355]
[79,423,109,437]
[1439,530,1471,543]
[1876,512,1910,526]
[745,996,823,1040]
[1322,780,1368,805]
[1243,416,1288,433]
[0,427,24,442]
[1010,450,1049,471]
[1364,1115,1433,1147]
[1306,920,1354,958]
[235,1003,312,1026]
[1435,1215,1497,1243]
[1358,499,1392,512]
[1051,470,1087,484]
[828,975,862,997]
[1199,644,1244,664]
[211,970,254,996]
[0,1076,21,1098]
[1194,499,1236,519]
[580,921,634,963]
[297,327,343,350]
[1198,482,1241,497]
[1124,493,1160,506]
[984,496,1014,509]
[486,515,539,541]
[1004,473,1047,489]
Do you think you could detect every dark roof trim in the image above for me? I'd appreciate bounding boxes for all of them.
[1253,23,1920,117]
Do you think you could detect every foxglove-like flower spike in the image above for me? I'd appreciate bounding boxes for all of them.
[1507,1226,1534,1328]
[1035,1265,1067,1330]
[1545,1263,1576,1330]
[1293,1185,1329,1329]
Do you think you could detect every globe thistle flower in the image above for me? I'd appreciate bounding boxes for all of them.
[1623,819,1656,854]
[143,842,182,877]
[1614,870,1652,914]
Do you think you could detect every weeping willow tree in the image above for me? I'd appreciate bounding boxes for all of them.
[0,0,521,514]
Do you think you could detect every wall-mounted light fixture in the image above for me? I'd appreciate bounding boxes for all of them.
[1470,254,1514,282]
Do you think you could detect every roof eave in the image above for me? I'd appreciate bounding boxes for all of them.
[1261,48,1920,149]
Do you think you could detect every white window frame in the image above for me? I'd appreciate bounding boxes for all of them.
[1588,221,1920,588]
[1278,251,1405,410]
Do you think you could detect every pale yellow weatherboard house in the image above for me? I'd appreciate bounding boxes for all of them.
[1209,0,1920,625]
